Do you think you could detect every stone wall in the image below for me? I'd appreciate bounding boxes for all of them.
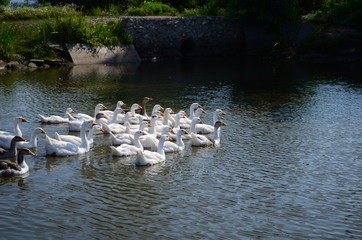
[121,16,244,59]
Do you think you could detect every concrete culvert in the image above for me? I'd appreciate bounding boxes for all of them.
[180,39,195,57]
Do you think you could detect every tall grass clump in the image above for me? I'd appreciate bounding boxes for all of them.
[0,25,18,60]
[127,1,178,16]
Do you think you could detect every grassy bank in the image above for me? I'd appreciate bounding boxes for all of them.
[0,5,133,62]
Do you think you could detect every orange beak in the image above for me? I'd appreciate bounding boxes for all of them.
[99,127,104,132]
[92,121,98,126]
[21,118,28,122]
[28,150,36,156]
[41,129,47,134]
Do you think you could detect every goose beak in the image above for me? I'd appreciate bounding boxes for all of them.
[168,137,174,141]
[171,110,175,114]
[99,127,104,132]
[104,115,109,119]
[202,109,207,114]
[160,112,165,116]
[221,111,226,115]
[222,122,228,126]
[147,123,152,127]
[138,105,143,109]
[28,150,36,156]
[92,121,98,126]
[41,129,47,134]
[142,131,148,135]
[198,104,202,108]
[184,131,190,134]
[171,130,175,134]
[160,106,164,111]
[21,117,28,122]
[102,105,107,109]
[200,120,204,124]
[148,97,153,101]
[121,110,126,114]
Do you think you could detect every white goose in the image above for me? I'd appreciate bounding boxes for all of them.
[135,135,170,166]
[110,121,150,146]
[163,129,189,153]
[110,130,147,157]
[54,121,99,146]
[128,103,143,125]
[45,120,97,156]
[68,112,107,132]
[0,116,28,149]
[161,108,175,127]
[100,100,125,119]
[39,108,74,123]
[195,109,226,134]
[0,148,35,177]
[140,125,173,151]
[107,108,124,124]
[190,119,227,147]
[17,127,47,149]
[74,103,107,121]
[179,103,202,129]
[169,112,191,140]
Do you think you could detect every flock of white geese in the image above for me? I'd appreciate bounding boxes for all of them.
[0,97,227,176]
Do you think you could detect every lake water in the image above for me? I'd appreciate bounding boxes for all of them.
[0,58,362,239]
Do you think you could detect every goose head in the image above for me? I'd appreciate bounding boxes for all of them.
[177,129,189,137]
[15,116,28,124]
[134,130,148,138]
[116,101,126,108]
[142,97,153,104]
[214,120,227,128]
[66,108,75,114]
[17,148,35,164]
[152,104,164,114]
[95,103,107,111]
[34,127,47,135]
[164,108,175,115]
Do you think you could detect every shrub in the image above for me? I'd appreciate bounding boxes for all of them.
[127,1,179,16]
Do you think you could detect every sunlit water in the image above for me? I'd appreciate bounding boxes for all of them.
[0,58,361,239]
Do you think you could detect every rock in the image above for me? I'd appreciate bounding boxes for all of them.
[29,59,44,67]
[5,61,21,70]
[28,62,38,68]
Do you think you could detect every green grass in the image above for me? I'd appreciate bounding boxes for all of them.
[0,4,80,21]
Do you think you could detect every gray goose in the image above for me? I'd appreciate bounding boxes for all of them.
[0,148,35,177]
[0,136,26,159]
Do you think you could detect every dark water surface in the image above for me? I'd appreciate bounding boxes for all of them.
[0,58,361,239]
